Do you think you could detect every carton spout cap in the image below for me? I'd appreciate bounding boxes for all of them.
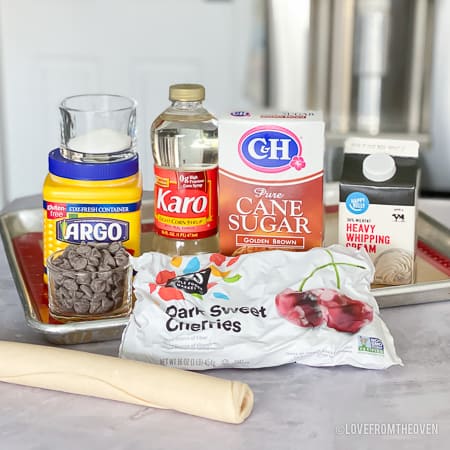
[362,152,396,182]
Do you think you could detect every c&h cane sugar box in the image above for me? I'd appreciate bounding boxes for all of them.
[218,111,325,256]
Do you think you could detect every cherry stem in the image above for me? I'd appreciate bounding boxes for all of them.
[298,250,366,291]
[325,249,340,289]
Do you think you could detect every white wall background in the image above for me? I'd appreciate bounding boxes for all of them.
[0,0,257,209]
[1,0,448,210]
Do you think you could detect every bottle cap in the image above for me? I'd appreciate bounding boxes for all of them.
[362,152,396,182]
[169,84,205,102]
[48,148,139,181]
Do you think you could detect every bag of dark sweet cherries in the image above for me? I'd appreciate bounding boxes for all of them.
[120,245,402,370]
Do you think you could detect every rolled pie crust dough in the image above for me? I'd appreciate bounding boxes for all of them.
[0,341,253,424]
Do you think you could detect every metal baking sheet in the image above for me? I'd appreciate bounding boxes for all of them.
[1,192,449,345]
[0,192,153,345]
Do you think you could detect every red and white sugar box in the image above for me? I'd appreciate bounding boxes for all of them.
[218,111,325,256]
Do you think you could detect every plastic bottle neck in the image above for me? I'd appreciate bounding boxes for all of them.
[171,100,204,110]
[161,100,214,122]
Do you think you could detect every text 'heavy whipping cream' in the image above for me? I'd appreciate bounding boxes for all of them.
[338,137,420,285]
[218,112,325,256]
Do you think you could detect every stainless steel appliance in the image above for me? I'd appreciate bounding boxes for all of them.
[266,0,445,191]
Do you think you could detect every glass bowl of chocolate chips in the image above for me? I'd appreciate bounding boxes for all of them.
[47,242,132,322]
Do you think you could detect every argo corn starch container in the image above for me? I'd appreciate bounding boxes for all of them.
[42,149,142,282]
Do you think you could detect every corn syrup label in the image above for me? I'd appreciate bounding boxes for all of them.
[154,166,218,240]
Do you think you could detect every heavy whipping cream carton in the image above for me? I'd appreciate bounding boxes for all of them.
[218,111,325,255]
[338,138,420,285]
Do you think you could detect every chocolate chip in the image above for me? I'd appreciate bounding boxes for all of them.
[115,251,129,267]
[76,272,92,285]
[91,278,106,293]
[108,242,121,254]
[80,284,93,297]
[76,243,92,257]
[102,249,116,267]
[48,241,130,317]
[71,256,88,271]
[62,278,78,291]
[73,300,90,314]
[88,256,100,266]
[89,301,102,314]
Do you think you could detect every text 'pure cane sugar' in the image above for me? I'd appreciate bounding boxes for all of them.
[218,111,325,256]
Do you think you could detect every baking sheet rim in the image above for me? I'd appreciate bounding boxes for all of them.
[0,209,129,337]
[1,200,450,341]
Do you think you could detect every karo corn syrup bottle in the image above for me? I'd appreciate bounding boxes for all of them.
[42,94,142,282]
[151,83,219,255]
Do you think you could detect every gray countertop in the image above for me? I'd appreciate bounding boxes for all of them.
[1,198,449,450]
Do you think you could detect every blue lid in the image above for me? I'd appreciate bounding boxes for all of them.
[48,149,139,180]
